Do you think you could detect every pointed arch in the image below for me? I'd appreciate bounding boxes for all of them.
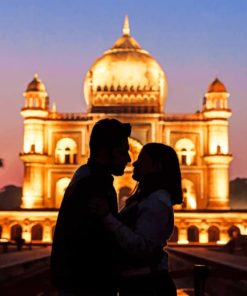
[175,138,196,165]
[55,138,78,164]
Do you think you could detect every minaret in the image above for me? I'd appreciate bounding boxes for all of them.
[20,74,49,208]
[203,78,233,209]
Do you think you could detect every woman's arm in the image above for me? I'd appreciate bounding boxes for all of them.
[103,191,173,261]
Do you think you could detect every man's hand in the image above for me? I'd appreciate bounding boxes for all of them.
[88,196,110,219]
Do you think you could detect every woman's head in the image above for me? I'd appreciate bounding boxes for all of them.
[133,143,183,205]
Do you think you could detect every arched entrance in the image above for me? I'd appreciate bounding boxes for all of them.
[11,224,22,240]
[55,177,71,208]
[188,225,199,242]
[208,226,220,242]
[31,224,43,241]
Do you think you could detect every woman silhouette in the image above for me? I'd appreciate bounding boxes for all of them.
[91,143,183,296]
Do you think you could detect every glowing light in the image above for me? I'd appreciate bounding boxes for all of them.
[23,120,45,153]
[0,238,9,243]
[187,194,197,209]
[216,240,227,245]
[21,109,48,118]
[22,195,34,208]
[177,240,189,244]
[208,124,229,155]
[182,179,197,209]
[43,226,53,243]
[22,231,31,242]
[199,232,208,243]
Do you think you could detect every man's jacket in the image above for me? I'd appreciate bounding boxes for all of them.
[50,161,119,293]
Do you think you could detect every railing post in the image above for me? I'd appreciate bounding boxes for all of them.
[193,264,209,296]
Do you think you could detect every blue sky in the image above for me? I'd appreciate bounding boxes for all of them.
[0,0,247,186]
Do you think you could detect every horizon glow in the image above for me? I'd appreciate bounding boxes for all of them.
[0,0,247,187]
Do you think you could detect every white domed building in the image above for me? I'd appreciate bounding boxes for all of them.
[0,17,246,245]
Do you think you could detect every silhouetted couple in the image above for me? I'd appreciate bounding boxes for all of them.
[51,118,183,296]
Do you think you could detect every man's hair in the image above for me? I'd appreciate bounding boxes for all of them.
[89,118,131,156]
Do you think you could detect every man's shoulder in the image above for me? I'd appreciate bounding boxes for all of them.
[69,164,111,191]
[71,164,91,184]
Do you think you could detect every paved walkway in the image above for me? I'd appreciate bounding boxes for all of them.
[0,246,51,269]
[169,247,247,272]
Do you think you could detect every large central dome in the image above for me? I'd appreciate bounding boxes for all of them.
[84,16,167,113]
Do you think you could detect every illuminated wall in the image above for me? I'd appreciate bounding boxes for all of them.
[7,18,243,245]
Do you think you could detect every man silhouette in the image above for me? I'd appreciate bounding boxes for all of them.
[51,118,131,296]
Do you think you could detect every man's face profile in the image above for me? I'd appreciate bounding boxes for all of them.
[110,139,131,176]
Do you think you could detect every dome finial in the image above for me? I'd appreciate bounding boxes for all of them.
[34,73,39,79]
[122,15,130,35]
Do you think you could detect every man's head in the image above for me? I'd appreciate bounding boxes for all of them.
[89,118,131,176]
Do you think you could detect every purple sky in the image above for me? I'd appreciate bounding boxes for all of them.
[0,0,247,187]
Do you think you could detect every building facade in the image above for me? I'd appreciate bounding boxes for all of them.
[0,17,246,244]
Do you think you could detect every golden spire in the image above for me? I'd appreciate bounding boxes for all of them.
[34,73,39,79]
[122,15,130,35]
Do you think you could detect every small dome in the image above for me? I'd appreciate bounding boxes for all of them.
[26,74,46,93]
[208,78,227,93]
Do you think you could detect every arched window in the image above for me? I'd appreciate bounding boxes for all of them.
[208,226,220,242]
[188,226,199,242]
[31,224,43,241]
[175,138,196,166]
[55,138,77,164]
[169,226,178,243]
[11,224,22,240]
[182,179,197,209]
[55,177,71,208]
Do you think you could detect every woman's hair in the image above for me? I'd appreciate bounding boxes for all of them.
[140,143,183,205]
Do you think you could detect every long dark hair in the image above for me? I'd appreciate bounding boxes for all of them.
[136,143,183,205]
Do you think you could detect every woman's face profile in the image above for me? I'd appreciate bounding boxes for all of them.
[132,149,156,181]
